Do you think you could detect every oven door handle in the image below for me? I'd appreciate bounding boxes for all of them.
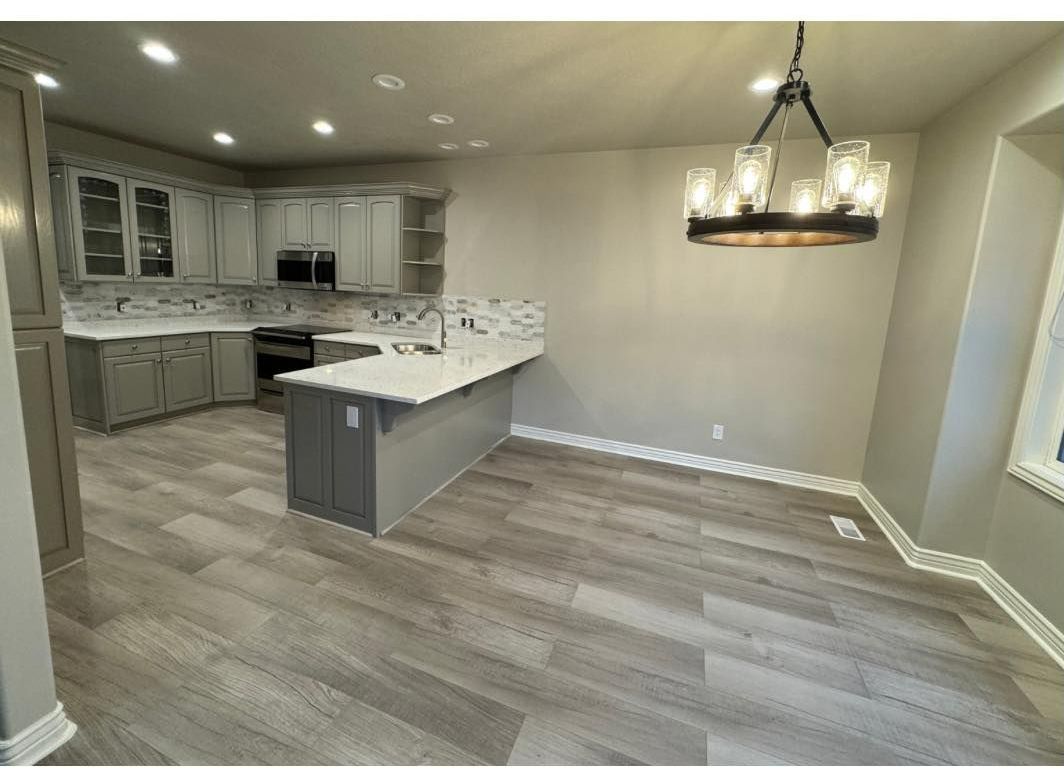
[311,251,318,290]
[254,341,311,360]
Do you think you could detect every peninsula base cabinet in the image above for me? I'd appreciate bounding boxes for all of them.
[67,333,232,433]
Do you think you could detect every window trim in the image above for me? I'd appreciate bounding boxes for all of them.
[1009,216,1064,503]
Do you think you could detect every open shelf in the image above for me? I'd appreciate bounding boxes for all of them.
[401,226,444,235]
[400,196,446,296]
[402,260,442,267]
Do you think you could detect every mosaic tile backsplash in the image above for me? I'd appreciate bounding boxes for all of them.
[59,282,546,342]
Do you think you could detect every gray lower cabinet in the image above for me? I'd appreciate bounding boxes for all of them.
[211,332,255,401]
[163,347,213,411]
[104,351,166,423]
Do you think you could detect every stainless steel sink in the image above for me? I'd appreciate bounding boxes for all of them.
[392,342,442,355]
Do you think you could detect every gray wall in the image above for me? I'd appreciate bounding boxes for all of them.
[247,133,919,481]
[45,121,244,186]
[862,32,1064,628]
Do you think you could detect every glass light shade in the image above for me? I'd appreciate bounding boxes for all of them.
[856,161,891,217]
[684,168,717,219]
[822,140,869,211]
[712,180,740,217]
[789,179,822,214]
[732,145,771,211]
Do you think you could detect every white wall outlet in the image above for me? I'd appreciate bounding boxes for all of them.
[346,405,360,429]
[712,424,725,441]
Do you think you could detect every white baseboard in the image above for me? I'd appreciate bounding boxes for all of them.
[509,424,859,497]
[0,702,76,765]
[858,485,1064,671]
[505,424,1063,671]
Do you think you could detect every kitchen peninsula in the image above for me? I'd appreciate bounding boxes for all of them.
[277,331,542,535]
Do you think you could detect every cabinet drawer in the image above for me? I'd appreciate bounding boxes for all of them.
[346,344,381,359]
[314,340,345,357]
[162,333,211,351]
[314,354,345,367]
[102,337,161,358]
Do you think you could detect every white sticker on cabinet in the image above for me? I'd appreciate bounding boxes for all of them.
[346,405,360,429]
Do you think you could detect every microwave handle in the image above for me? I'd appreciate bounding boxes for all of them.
[311,251,318,290]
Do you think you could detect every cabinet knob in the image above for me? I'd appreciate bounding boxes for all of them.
[131,344,138,350]
[165,357,172,363]
[184,338,190,344]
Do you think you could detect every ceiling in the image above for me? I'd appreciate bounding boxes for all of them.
[0,21,1060,171]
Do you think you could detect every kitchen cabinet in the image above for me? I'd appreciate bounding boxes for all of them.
[127,178,177,282]
[162,346,213,412]
[278,197,336,251]
[174,188,216,283]
[313,354,345,367]
[256,199,282,286]
[68,167,134,282]
[104,351,166,423]
[215,195,258,285]
[334,195,400,294]
[211,332,255,401]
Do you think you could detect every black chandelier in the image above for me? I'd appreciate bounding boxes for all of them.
[685,22,891,247]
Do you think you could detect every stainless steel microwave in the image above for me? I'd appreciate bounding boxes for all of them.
[276,250,336,290]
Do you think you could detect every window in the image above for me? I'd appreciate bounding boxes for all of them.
[1011,219,1064,501]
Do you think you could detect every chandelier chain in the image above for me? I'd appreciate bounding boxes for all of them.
[787,21,805,83]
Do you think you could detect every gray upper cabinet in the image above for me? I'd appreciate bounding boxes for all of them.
[215,195,258,285]
[211,332,255,402]
[335,197,367,291]
[256,199,282,286]
[281,198,308,249]
[104,352,166,423]
[68,167,134,282]
[174,188,216,284]
[49,168,75,282]
[367,195,400,293]
[162,346,213,412]
[308,198,336,250]
[0,67,63,329]
[127,178,178,283]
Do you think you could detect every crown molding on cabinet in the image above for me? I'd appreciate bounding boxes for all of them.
[251,182,449,201]
[47,150,254,198]
[0,38,64,76]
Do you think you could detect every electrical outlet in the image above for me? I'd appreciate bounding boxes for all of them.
[712,424,725,441]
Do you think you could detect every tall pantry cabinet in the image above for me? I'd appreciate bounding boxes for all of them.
[0,45,85,574]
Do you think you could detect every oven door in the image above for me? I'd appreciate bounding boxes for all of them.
[254,337,311,412]
[276,251,336,290]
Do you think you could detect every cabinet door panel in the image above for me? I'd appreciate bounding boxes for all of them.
[211,333,255,401]
[0,68,62,328]
[69,167,134,282]
[307,198,336,250]
[163,347,213,412]
[214,196,257,284]
[280,198,308,249]
[14,328,84,573]
[367,195,400,293]
[49,166,75,281]
[104,352,165,423]
[256,200,282,286]
[174,188,215,283]
[335,197,367,291]
[127,179,177,282]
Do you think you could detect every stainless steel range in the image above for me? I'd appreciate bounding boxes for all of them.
[252,323,352,413]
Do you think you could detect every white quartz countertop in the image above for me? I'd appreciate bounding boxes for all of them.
[277,333,543,404]
[62,316,292,341]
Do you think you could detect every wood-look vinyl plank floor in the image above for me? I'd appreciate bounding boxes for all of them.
[40,407,1064,765]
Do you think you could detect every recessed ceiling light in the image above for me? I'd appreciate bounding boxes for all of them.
[467,139,490,149]
[438,143,459,150]
[140,41,178,64]
[212,132,235,145]
[749,77,780,93]
[34,73,59,89]
[312,120,334,135]
[372,73,405,91]
[428,113,454,125]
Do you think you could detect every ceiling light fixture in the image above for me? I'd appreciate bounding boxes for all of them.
[685,21,890,248]
[372,73,405,91]
[438,143,459,150]
[749,77,780,93]
[212,132,235,145]
[312,120,334,135]
[428,113,455,125]
[34,72,59,89]
[467,139,490,148]
[140,41,178,64]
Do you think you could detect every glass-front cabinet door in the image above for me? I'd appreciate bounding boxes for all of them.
[127,179,177,282]
[68,167,133,281]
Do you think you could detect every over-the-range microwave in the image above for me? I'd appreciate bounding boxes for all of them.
[276,250,336,290]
